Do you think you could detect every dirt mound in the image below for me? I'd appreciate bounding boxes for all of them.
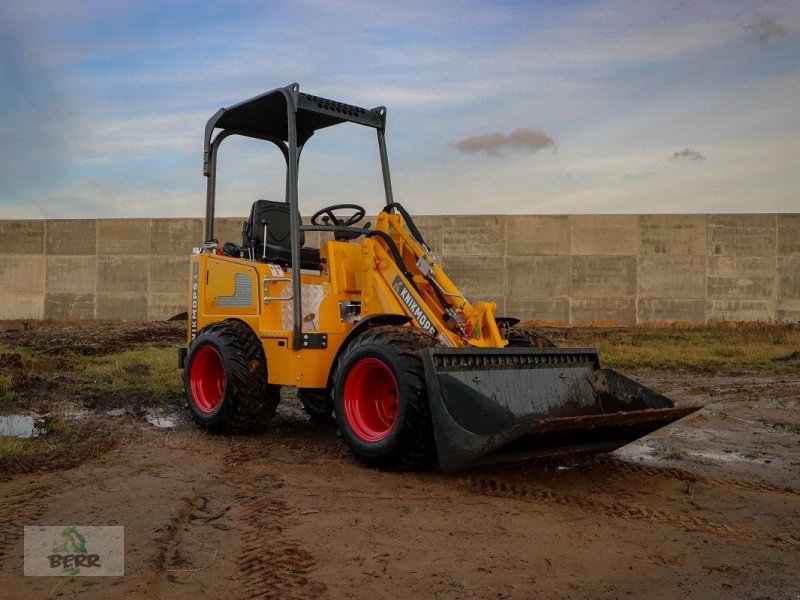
[0,321,186,356]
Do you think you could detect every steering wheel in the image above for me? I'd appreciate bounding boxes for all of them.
[310,203,366,228]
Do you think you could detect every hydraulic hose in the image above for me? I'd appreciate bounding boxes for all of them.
[382,202,430,252]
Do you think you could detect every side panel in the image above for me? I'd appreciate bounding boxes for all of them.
[256,241,366,388]
[203,257,260,318]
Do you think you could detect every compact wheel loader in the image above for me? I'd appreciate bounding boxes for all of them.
[180,83,697,471]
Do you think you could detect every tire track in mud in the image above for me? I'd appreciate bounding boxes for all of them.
[586,456,800,497]
[144,495,202,595]
[465,475,800,551]
[226,439,326,600]
[0,479,61,565]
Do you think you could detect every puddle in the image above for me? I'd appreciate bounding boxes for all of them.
[0,408,88,439]
[0,414,43,438]
[1,408,180,437]
[145,413,178,429]
[616,441,771,465]
[684,450,766,464]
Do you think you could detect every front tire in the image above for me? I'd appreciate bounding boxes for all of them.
[183,320,280,433]
[332,326,437,470]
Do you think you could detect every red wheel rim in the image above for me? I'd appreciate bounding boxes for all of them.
[343,358,400,442]
[189,345,224,413]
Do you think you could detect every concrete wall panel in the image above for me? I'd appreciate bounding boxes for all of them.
[777,299,800,321]
[441,255,504,306]
[506,256,570,297]
[0,221,45,254]
[0,255,45,293]
[638,255,705,299]
[1,213,799,324]
[441,216,505,256]
[45,256,96,293]
[46,220,97,255]
[44,293,95,320]
[638,299,705,323]
[707,256,775,299]
[97,255,150,293]
[778,214,800,254]
[0,293,44,319]
[707,214,776,256]
[506,215,570,256]
[706,299,775,323]
[149,219,203,256]
[149,256,189,294]
[505,297,569,323]
[97,219,150,255]
[571,297,636,325]
[778,255,800,300]
[640,215,705,255]
[96,292,148,320]
[571,255,637,298]
[148,293,187,321]
[571,215,639,256]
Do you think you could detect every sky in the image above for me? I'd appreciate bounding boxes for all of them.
[1,0,799,219]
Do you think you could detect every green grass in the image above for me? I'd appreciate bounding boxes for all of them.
[75,347,182,407]
[0,412,68,459]
[0,344,183,410]
[0,436,39,458]
[554,326,800,373]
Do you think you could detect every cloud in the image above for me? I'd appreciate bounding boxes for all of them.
[745,15,790,44]
[452,128,554,157]
[671,148,705,162]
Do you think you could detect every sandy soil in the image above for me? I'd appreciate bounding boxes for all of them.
[0,327,798,599]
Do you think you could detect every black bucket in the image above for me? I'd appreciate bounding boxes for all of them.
[422,347,699,471]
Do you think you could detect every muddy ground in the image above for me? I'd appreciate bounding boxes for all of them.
[0,323,798,599]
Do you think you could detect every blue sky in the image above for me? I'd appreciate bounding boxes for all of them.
[1,0,798,218]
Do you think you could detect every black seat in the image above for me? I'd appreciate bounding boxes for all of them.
[244,200,322,270]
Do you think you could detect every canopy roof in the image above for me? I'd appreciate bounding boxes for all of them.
[204,83,386,169]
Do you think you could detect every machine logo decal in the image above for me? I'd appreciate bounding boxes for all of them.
[392,276,438,337]
[190,262,199,341]
[216,273,254,308]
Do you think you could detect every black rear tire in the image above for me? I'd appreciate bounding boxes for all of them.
[183,319,280,433]
[332,326,437,470]
[298,388,332,423]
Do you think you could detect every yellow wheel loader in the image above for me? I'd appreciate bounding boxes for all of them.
[179,83,697,471]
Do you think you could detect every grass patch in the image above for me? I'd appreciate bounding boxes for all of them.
[0,414,125,477]
[548,326,800,373]
[0,412,69,459]
[0,344,182,412]
[75,347,182,408]
[774,422,800,435]
[0,436,39,458]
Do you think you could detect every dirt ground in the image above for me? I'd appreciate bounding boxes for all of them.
[0,323,798,599]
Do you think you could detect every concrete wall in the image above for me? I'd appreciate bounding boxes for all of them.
[0,214,798,324]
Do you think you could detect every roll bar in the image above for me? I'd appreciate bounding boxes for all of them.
[202,83,394,350]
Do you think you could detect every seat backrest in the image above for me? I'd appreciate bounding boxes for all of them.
[246,199,305,249]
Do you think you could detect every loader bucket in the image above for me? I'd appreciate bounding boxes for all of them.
[422,348,699,471]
